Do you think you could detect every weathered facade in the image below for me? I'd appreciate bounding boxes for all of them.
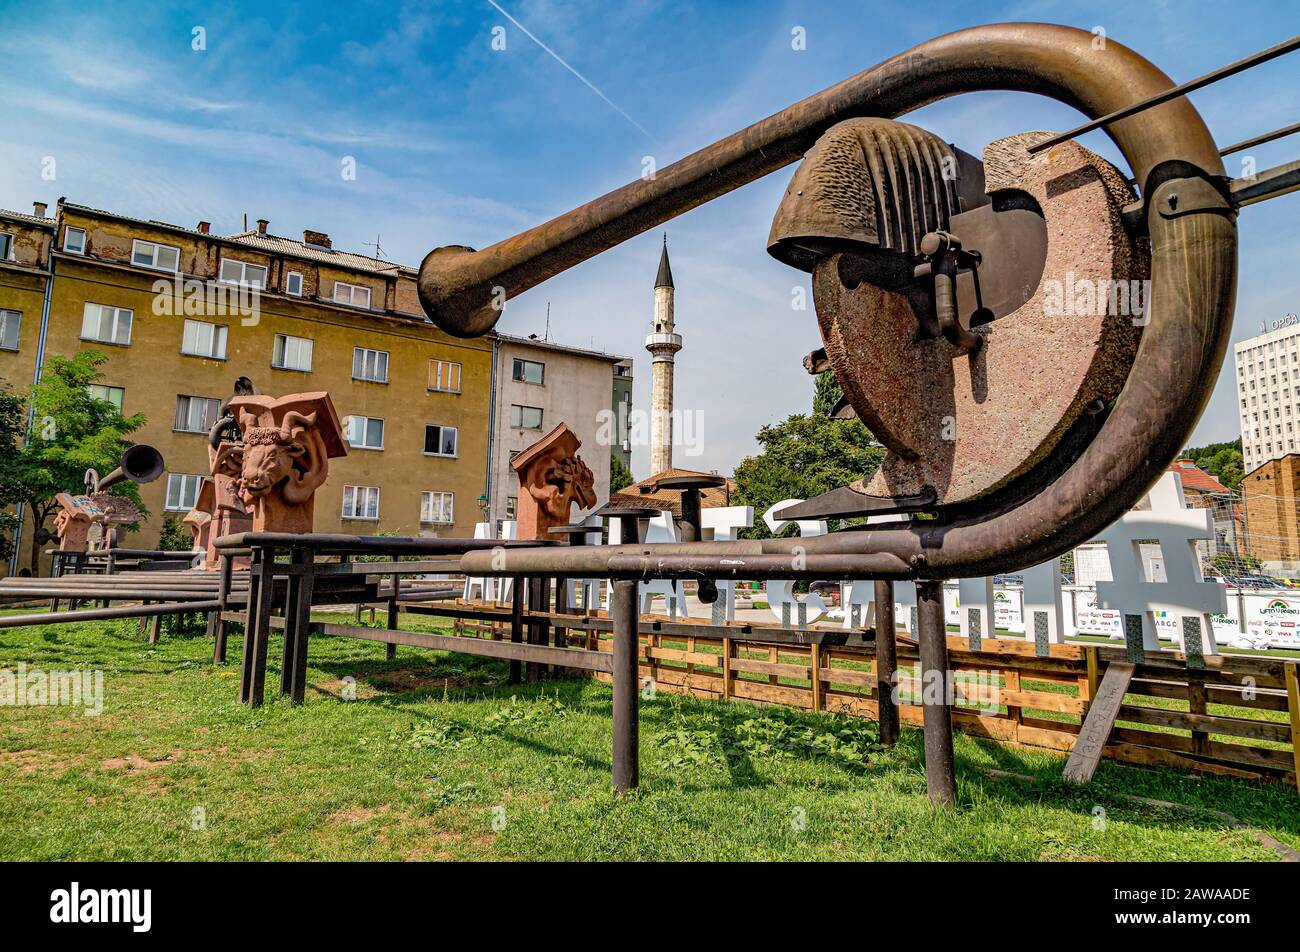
[488,333,630,532]
[1241,454,1300,574]
[2,201,495,573]
[0,204,56,401]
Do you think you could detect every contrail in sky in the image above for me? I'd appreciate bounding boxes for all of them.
[487,0,653,139]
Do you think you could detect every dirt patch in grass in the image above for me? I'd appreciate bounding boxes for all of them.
[367,668,471,694]
[329,804,392,826]
[0,748,72,774]
[100,752,177,772]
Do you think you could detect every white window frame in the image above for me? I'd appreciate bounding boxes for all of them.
[81,302,133,345]
[345,415,385,450]
[181,319,228,359]
[429,359,462,394]
[272,334,313,372]
[423,424,458,458]
[131,238,180,272]
[63,226,86,255]
[352,347,389,383]
[510,404,544,430]
[512,358,545,385]
[333,281,371,309]
[285,271,303,296]
[88,384,124,411]
[0,309,20,351]
[165,473,204,511]
[341,485,381,520]
[218,257,267,288]
[174,395,221,434]
[420,491,454,525]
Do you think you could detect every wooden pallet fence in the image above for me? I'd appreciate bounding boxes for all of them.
[581,621,1300,790]
[443,600,1298,790]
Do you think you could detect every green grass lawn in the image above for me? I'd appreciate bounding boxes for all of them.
[1,612,1297,861]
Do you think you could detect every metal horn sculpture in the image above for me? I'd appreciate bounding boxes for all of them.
[439,22,1237,585]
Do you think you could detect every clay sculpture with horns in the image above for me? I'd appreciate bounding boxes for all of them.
[226,393,347,534]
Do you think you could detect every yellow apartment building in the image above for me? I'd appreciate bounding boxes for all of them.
[0,200,495,574]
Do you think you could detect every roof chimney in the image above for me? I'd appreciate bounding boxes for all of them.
[197,221,211,234]
[33,202,47,218]
[303,229,331,249]
[256,219,269,236]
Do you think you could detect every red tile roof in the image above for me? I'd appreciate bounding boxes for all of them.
[1171,459,1228,494]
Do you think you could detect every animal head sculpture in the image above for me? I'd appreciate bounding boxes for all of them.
[510,423,598,540]
[225,393,347,534]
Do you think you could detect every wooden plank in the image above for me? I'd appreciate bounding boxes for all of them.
[1064,661,1135,784]
[313,620,613,673]
[1116,704,1292,744]
[810,643,823,712]
[1285,663,1300,795]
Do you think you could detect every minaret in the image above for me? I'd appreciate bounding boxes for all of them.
[646,237,681,476]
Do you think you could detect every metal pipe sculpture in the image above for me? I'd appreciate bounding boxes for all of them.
[441,22,1236,586]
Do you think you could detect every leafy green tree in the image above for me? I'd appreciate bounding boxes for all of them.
[734,373,884,539]
[157,516,193,552]
[610,453,634,493]
[0,351,146,575]
[0,385,27,562]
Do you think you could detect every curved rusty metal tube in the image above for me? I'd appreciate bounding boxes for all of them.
[454,22,1236,581]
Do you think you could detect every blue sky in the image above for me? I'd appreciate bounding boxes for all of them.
[2,0,1298,477]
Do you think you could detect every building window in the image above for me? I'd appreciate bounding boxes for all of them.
[423,424,458,457]
[345,415,385,450]
[429,359,462,393]
[0,233,12,260]
[181,319,228,359]
[285,271,303,296]
[510,404,543,430]
[81,303,133,345]
[420,491,454,525]
[63,227,86,255]
[88,384,124,410]
[342,485,380,520]
[174,395,221,433]
[506,496,517,519]
[218,258,267,288]
[0,309,19,351]
[513,358,545,384]
[165,473,203,511]
[272,334,313,372]
[352,347,389,383]
[333,282,371,309]
[131,239,180,272]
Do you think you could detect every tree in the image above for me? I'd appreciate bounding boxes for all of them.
[0,385,27,562]
[1182,438,1244,490]
[610,453,634,493]
[0,351,146,575]
[733,372,885,539]
[157,516,193,552]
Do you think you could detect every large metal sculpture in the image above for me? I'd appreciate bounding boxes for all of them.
[415,23,1247,805]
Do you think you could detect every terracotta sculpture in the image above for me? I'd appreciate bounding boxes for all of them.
[226,392,347,534]
[183,479,216,556]
[510,423,597,541]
